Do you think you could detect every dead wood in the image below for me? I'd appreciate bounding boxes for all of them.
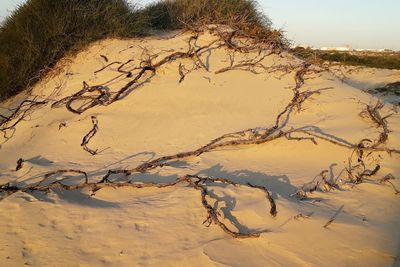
[100,55,109,62]
[94,61,122,74]
[2,27,400,239]
[215,50,274,74]
[51,28,276,114]
[293,212,313,220]
[58,122,67,130]
[323,204,344,228]
[0,99,47,140]
[380,174,400,195]
[16,158,24,171]
[178,63,199,83]
[0,174,275,239]
[0,99,47,132]
[292,170,339,199]
[365,101,390,147]
[81,116,99,155]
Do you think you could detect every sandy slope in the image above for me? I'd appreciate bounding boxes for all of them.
[0,28,399,267]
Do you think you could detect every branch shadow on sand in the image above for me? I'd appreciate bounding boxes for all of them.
[193,164,299,234]
[197,164,298,201]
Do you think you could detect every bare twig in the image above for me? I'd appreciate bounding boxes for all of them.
[81,116,99,155]
[380,174,400,195]
[100,54,109,62]
[94,61,122,74]
[1,99,47,132]
[16,158,24,171]
[323,204,344,228]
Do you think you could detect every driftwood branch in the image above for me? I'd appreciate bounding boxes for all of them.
[51,28,277,115]
[380,174,400,195]
[100,54,109,62]
[323,204,344,228]
[16,158,24,171]
[94,61,122,74]
[81,116,99,155]
[0,99,47,133]
[0,174,275,238]
[2,26,400,239]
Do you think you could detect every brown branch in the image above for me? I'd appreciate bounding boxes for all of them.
[94,61,122,74]
[323,204,344,228]
[366,101,390,147]
[100,54,109,62]
[178,63,187,83]
[0,174,275,239]
[1,99,47,132]
[3,27,399,240]
[51,29,271,115]
[81,116,99,155]
[380,174,400,195]
[16,158,24,171]
[292,170,339,199]
[215,50,274,74]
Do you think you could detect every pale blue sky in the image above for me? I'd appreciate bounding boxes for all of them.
[1,0,399,50]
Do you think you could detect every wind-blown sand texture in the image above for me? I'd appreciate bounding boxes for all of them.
[1,26,399,266]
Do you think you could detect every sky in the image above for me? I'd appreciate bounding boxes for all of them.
[1,0,399,50]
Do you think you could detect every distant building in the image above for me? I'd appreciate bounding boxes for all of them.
[355,48,388,52]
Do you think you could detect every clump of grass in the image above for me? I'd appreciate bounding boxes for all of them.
[0,0,285,101]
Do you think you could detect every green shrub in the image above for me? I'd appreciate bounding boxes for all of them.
[0,0,283,101]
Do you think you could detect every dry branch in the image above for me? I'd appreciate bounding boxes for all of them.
[215,50,273,74]
[100,54,109,62]
[380,174,400,195]
[365,101,390,147]
[16,158,24,171]
[2,27,400,240]
[94,61,122,74]
[81,116,99,155]
[323,204,344,228]
[0,174,275,238]
[0,99,47,133]
[51,28,276,114]
[293,212,313,220]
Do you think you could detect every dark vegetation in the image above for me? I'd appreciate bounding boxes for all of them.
[0,0,285,101]
[292,47,400,70]
[369,81,400,96]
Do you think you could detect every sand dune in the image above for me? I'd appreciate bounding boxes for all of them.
[0,27,399,267]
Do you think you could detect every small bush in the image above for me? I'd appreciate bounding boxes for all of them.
[0,0,283,101]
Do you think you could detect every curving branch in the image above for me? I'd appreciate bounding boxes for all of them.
[81,116,99,155]
[0,174,275,238]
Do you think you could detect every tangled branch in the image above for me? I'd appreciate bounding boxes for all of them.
[51,28,281,115]
[2,27,399,239]
[0,174,275,238]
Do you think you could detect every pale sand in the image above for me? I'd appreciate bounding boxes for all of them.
[0,29,399,267]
